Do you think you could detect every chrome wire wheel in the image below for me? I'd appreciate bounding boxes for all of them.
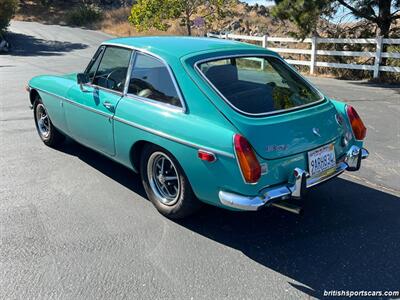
[147,151,181,206]
[35,103,50,139]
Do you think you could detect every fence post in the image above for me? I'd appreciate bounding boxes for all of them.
[261,35,268,70]
[373,36,383,79]
[310,36,317,75]
[262,35,268,48]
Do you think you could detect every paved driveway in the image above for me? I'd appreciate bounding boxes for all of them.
[1,21,399,299]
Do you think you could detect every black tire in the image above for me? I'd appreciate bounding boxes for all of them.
[140,144,202,219]
[33,95,65,147]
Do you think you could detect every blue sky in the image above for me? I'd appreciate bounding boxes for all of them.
[243,0,354,23]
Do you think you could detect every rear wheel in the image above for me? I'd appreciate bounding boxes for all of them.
[33,96,65,147]
[140,144,202,219]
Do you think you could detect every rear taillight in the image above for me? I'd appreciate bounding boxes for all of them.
[346,105,367,140]
[234,134,261,184]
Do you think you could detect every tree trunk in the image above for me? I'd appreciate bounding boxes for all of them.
[186,20,192,36]
[185,9,192,36]
[376,0,391,38]
[376,20,391,38]
[376,0,392,75]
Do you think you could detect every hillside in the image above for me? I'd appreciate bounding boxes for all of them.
[13,1,296,37]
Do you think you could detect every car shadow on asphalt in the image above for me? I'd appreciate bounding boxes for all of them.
[177,180,400,298]
[55,139,400,299]
[4,32,88,56]
[55,139,147,199]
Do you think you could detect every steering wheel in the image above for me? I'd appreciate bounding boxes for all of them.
[105,69,121,89]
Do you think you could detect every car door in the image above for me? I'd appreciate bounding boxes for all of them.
[65,45,133,156]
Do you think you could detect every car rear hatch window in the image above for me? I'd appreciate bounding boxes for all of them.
[197,56,323,116]
[193,54,342,160]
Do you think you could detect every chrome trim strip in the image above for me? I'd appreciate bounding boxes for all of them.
[33,87,70,101]
[33,87,232,158]
[84,45,105,76]
[125,93,184,113]
[33,87,114,118]
[123,51,136,96]
[83,83,124,96]
[194,53,326,117]
[102,42,187,112]
[114,116,235,159]
[64,98,113,118]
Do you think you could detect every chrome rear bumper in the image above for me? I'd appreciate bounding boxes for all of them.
[219,145,369,211]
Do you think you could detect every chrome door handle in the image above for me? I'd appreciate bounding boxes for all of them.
[103,101,114,111]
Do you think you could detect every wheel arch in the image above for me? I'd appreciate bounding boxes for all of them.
[29,88,40,105]
[130,140,157,173]
[129,139,190,176]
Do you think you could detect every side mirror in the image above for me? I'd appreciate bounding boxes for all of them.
[77,73,90,91]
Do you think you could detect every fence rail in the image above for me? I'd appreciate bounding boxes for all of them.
[206,33,400,78]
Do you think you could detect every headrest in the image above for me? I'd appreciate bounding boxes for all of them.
[205,64,238,85]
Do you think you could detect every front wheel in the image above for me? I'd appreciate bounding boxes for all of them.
[140,145,202,219]
[33,96,65,147]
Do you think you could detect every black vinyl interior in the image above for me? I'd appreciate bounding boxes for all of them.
[205,64,275,113]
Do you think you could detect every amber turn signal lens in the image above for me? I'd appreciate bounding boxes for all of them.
[234,134,261,183]
[346,105,367,140]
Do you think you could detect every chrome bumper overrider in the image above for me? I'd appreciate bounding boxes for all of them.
[219,146,369,211]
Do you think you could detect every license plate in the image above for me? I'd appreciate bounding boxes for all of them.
[308,144,336,177]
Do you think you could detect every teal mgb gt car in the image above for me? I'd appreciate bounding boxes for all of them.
[28,36,368,218]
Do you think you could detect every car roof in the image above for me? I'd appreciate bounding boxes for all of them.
[103,36,267,60]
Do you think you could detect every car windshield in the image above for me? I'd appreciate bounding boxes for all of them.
[197,56,323,115]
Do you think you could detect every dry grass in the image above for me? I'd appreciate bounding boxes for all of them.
[14,0,72,24]
[99,7,190,37]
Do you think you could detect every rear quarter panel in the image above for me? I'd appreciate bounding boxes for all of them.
[330,99,364,149]
[113,98,250,206]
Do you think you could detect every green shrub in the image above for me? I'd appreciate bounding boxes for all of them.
[66,4,103,27]
[0,0,18,32]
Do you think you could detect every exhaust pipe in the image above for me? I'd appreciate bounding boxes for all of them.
[271,201,303,215]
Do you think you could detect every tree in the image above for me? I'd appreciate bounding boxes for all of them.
[0,0,19,33]
[129,0,232,36]
[272,0,400,38]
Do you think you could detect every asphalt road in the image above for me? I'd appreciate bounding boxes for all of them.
[1,21,399,299]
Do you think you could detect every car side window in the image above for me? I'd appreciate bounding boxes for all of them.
[127,53,182,107]
[92,46,132,92]
[85,46,105,82]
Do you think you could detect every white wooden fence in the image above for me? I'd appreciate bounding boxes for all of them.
[207,33,400,79]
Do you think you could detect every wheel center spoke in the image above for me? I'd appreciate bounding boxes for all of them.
[36,104,51,138]
[148,152,181,205]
